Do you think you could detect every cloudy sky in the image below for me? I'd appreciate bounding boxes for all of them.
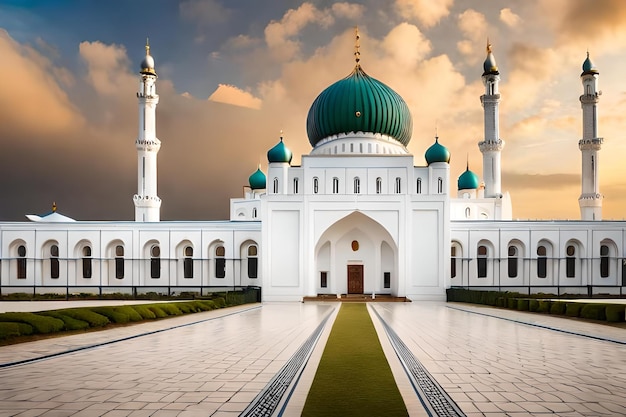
[1,0,626,221]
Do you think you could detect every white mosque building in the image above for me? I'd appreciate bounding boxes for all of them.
[0,39,623,301]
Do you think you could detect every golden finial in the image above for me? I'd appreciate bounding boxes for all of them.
[466,154,470,171]
[145,37,150,55]
[280,129,284,140]
[486,38,492,54]
[52,202,57,212]
[354,26,361,67]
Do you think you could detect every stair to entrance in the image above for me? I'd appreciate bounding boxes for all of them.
[302,294,410,302]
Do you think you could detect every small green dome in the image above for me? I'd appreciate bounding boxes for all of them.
[425,137,450,165]
[458,166,480,190]
[582,52,598,75]
[248,167,266,190]
[306,65,413,148]
[267,137,292,164]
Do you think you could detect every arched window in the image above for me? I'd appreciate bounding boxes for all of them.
[508,246,518,278]
[465,207,471,218]
[438,177,443,194]
[313,177,319,194]
[273,177,279,194]
[376,177,382,194]
[82,246,92,279]
[215,246,226,278]
[151,245,161,279]
[600,244,610,278]
[183,246,193,279]
[17,245,26,279]
[294,178,299,194]
[537,246,547,278]
[50,245,59,279]
[115,245,124,279]
[477,245,488,278]
[248,245,258,278]
[395,177,401,193]
[354,177,360,194]
[566,245,576,278]
[252,207,257,218]
[416,178,422,194]
[451,246,457,278]
[332,177,339,194]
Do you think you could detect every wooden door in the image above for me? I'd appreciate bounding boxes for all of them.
[347,265,364,294]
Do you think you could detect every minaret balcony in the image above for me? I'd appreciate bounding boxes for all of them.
[579,94,599,104]
[478,139,504,152]
[578,138,603,150]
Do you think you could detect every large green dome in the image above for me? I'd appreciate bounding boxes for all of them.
[306,66,413,148]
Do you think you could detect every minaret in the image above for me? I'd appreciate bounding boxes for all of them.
[578,52,602,220]
[133,39,161,222]
[478,40,504,198]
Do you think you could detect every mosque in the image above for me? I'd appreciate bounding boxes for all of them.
[0,37,623,301]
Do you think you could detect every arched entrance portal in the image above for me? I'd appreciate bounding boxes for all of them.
[315,212,398,296]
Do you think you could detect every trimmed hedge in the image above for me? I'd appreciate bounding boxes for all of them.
[91,307,130,324]
[0,289,260,344]
[517,299,530,311]
[56,309,110,327]
[580,304,607,321]
[40,311,90,331]
[537,300,552,313]
[549,301,566,315]
[529,299,540,312]
[147,305,168,318]
[606,305,626,323]
[0,322,36,340]
[114,306,144,322]
[132,305,157,320]
[565,303,583,318]
[447,288,625,324]
[0,312,64,334]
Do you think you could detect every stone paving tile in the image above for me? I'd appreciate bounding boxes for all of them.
[0,303,334,416]
[373,302,626,417]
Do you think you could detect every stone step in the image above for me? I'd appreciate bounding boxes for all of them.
[302,294,410,302]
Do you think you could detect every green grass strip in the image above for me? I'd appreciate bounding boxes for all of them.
[302,303,408,417]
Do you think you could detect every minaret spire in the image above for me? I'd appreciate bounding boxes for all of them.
[133,39,161,222]
[578,51,602,220]
[478,39,504,198]
[354,26,361,68]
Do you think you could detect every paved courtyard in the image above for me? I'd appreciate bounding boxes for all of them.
[0,301,624,416]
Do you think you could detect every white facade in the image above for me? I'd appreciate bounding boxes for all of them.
[0,44,623,301]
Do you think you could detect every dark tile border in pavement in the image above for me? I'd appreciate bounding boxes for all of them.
[372,306,467,417]
[239,308,334,417]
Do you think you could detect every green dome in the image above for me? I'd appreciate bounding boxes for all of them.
[306,65,413,147]
[458,166,479,190]
[248,167,266,190]
[582,52,598,75]
[425,137,450,165]
[267,137,292,164]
